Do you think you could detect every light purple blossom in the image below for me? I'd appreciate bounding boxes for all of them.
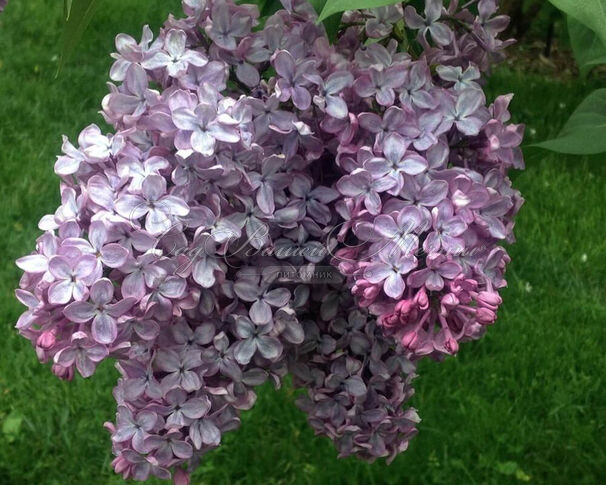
[47,253,97,305]
[64,278,135,344]
[371,206,423,255]
[14,0,524,480]
[364,249,417,299]
[110,25,155,82]
[423,201,468,254]
[172,101,240,157]
[142,29,207,77]
[205,3,253,51]
[53,331,108,378]
[353,64,406,106]
[408,254,462,291]
[337,170,396,215]
[364,5,404,38]
[306,71,353,119]
[233,316,283,364]
[115,174,189,235]
[440,89,488,136]
[155,348,203,392]
[273,50,316,110]
[405,0,453,46]
[112,406,158,453]
[234,274,290,325]
[364,134,428,190]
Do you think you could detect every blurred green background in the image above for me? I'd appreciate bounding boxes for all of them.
[0,1,605,484]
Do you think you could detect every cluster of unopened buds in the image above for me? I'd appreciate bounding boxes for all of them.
[15,0,524,482]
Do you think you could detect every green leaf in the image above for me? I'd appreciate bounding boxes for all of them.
[259,0,283,17]
[64,0,73,18]
[58,0,101,73]
[495,461,519,476]
[2,411,23,443]
[534,89,606,155]
[318,0,402,23]
[308,0,340,43]
[548,0,606,47]
[309,0,328,14]
[568,17,606,76]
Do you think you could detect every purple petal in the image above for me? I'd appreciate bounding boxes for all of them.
[100,244,129,268]
[107,298,136,317]
[256,336,283,360]
[263,288,290,307]
[181,396,211,419]
[234,338,256,365]
[92,313,118,344]
[64,301,96,323]
[48,280,74,305]
[250,299,272,325]
[91,278,114,305]
[384,273,405,299]
[16,254,48,273]
[115,195,148,220]
[364,263,391,284]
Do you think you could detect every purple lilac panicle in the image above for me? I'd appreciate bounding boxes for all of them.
[15,0,523,482]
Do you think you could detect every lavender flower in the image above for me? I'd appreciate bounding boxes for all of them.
[405,0,453,46]
[64,278,135,344]
[15,0,524,481]
[115,175,189,235]
[273,50,316,110]
[142,29,207,77]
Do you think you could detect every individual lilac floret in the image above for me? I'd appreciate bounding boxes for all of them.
[142,29,208,77]
[64,278,135,344]
[404,0,453,46]
[273,50,316,110]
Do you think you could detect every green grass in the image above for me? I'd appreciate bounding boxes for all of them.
[0,1,605,484]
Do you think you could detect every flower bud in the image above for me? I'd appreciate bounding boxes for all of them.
[476,307,497,325]
[363,284,380,300]
[37,329,56,349]
[174,469,191,485]
[441,293,459,310]
[414,288,429,310]
[379,312,399,329]
[395,299,414,316]
[477,291,502,309]
[52,363,74,381]
[401,330,419,350]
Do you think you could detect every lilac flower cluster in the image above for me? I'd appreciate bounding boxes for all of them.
[15,0,523,482]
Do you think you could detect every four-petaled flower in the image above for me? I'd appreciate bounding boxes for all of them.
[408,254,462,291]
[172,102,240,157]
[233,316,283,365]
[54,331,109,378]
[142,29,208,77]
[115,175,190,235]
[273,50,316,111]
[64,278,136,344]
[48,253,97,305]
[364,249,418,299]
[337,169,396,215]
[405,0,453,46]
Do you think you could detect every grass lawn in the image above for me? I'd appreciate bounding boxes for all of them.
[0,1,605,484]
